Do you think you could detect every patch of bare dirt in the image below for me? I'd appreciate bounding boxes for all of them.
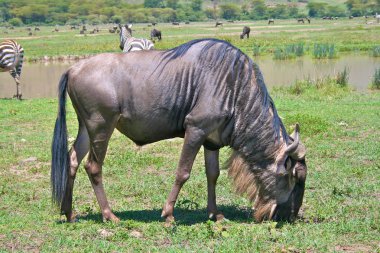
[334,244,374,252]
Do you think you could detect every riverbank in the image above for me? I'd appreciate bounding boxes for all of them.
[2,19,379,62]
[0,84,379,252]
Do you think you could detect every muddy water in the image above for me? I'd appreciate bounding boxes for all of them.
[0,55,379,99]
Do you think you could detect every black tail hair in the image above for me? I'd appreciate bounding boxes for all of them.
[51,72,69,208]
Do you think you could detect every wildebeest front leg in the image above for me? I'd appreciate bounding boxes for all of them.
[161,127,205,224]
[204,148,225,221]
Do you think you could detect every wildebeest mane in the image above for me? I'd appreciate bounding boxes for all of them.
[157,38,288,154]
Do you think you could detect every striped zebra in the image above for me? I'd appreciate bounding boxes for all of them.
[118,24,154,52]
[0,40,24,99]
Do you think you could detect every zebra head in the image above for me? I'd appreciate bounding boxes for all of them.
[119,24,133,51]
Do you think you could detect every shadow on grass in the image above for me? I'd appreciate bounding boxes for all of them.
[78,205,253,225]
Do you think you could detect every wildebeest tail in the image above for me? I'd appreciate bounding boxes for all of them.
[51,71,69,207]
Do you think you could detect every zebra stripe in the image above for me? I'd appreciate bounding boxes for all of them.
[0,39,24,81]
[0,40,24,99]
[119,25,154,52]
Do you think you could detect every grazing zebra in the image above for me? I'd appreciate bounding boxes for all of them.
[0,40,24,99]
[119,24,154,52]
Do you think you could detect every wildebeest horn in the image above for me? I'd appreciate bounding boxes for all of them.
[287,124,306,160]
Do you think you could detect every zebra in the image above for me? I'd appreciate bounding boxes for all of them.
[119,24,154,52]
[0,40,24,99]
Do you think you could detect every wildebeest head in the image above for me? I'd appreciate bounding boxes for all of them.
[228,124,307,223]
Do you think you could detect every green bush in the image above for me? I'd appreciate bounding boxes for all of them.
[336,67,349,87]
[372,46,380,57]
[313,43,337,59]
[8,18,23,27]
[371,68,380,89]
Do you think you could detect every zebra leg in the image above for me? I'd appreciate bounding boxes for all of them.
[204,148,224,221]
[10,70,21,99]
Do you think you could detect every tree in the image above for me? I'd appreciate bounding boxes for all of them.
[251,0,267,20]
[307,2,327,17]
[166,0,178,10]
[144,0,164,8]
[190,0,202,12]
[220,3,240,20]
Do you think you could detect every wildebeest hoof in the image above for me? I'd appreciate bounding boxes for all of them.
[102,212,120,223]
[209,212,226,222]
[164,215,175,227]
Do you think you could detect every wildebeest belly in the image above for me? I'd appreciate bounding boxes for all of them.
[116,108,185,145]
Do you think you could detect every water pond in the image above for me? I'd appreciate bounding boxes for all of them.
[0,54,379,99]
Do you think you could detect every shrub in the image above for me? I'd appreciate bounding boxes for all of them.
[371,68,380,89]
[313,43,337,59]
[8,18,23,27]
[372,46,380,57]
[336,67,349,87]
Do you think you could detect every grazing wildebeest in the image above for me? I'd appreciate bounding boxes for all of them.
[51,39,307,225]
[240,26,250,39]
[150,28,162,41]
[268,19,274,25]
[172,22,180,25]
[297,18,305,24]
[215,21,223,27]
[306,17,311,23]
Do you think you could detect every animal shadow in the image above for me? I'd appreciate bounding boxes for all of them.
[78,205,253,225]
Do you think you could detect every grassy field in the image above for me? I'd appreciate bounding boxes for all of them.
[0,80,379,251]
[2,19,379,61]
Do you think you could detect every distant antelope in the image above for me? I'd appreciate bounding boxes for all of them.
[268,19,274,25]
[306,17,311,23]
[240,26,250,39]
[172,22,180,25]
[297,18,304,24]
[215,21,223,27]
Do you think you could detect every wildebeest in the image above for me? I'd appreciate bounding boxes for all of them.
[215,21,223,27]
[240,26,250,39]
[51,39,307,225]
[172,22,180,25]
[297,18,305,24]
[150,28,162,41]
[268,19,274,25]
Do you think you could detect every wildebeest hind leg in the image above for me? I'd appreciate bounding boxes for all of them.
[204,148,224,221]
[61,119,90,222]
[84,116,120,222]
[161,127,205,225]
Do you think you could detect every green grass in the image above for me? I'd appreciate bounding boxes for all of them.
[2,19,379,61]
[0,82,379,252]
